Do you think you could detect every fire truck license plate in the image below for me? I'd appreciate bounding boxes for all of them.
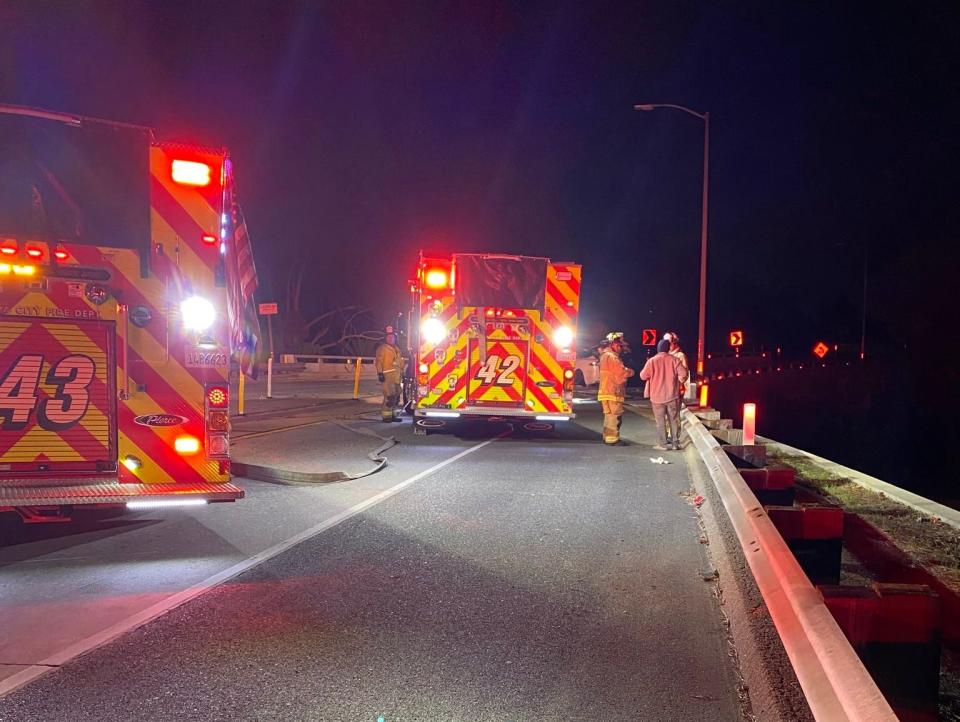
[185,350,229,368]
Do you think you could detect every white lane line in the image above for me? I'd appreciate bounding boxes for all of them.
[0,437,499,698]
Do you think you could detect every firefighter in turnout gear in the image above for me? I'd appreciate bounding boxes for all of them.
[597,332,634,444]
[375,326,405,422]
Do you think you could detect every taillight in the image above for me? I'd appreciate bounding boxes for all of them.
[26,247,44,260]
[201,233,217,246]
[563,368,575,392]
[0,240,17,256]
[171,159,212,187]
[53,246,69,261]
[207,385,228,408]
[174,435,201,455]
[205,383,230,461]
[208,410,229,431]
[208,435,229,456]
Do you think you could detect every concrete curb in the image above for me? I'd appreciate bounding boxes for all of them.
[759,436,960,531]
[232,437,397,485]
[684,409,897,721]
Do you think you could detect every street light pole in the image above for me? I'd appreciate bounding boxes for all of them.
[634,103,710,381]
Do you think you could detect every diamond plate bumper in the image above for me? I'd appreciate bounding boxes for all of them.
[0,481,244,507]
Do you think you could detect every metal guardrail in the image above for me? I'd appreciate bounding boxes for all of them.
[684,409,897,721]
[280,354,375,364]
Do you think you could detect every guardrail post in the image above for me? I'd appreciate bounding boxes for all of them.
[738,467,796,505]
[821,583,941,721]
[266,355,273,399]
[767,504,844,584]
[352,357,362,400]
[238,371,245,416]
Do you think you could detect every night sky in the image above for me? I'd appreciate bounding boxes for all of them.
[2,1,958,359]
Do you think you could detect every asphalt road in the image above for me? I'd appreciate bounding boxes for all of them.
[0,400,742,721]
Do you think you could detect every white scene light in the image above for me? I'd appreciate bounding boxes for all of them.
[553,326,574,349]
[181,296,216,331]
[421,317,447,345]
[127,499,208,509]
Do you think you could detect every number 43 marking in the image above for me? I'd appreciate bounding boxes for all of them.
[475,354,521,386]
[0,354,97,431]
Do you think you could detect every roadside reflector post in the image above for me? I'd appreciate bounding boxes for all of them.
[266,355,273,399]
[743,402,756,445]
[238,371,246,416]
[353,357,362,400]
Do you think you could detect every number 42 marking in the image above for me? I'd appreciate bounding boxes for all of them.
[0,354,96,431]
[475,354,521,386]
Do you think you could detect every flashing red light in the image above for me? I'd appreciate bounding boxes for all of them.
[201,233,217,246]
[206,386,229,409]
[171,159,212,187]
[174,435,201,455]
[26,247,44,260]
[54,247,69,261]
[424,268,448,289]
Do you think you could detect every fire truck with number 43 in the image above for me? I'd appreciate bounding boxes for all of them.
[0,105,249,521]
[409,252,582,433]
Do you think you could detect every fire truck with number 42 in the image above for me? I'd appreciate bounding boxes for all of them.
[0,105,248,521]
[409,252,582,433]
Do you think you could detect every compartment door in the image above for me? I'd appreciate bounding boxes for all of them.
[466,337,528,408]
[0,319,117,473]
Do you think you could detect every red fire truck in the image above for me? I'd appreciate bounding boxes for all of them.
[410,252,582,433]
[0,105,244,521]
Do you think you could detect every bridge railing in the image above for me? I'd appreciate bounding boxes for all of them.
[277,355,378,380]
[685,408,897,721]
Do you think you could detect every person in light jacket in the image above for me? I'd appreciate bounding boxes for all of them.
[665,331,690,444]
[639,339,688,450]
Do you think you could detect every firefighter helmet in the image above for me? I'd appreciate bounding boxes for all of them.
[603,331,630,352]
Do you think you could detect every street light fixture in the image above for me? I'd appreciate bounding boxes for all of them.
[633,102,710,384]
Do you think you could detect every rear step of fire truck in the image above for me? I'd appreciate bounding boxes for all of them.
[1,479,244,522]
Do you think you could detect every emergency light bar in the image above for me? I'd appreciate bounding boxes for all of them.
[424,269,448,289]
[171,159,212,187]
[0,264,37,276]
